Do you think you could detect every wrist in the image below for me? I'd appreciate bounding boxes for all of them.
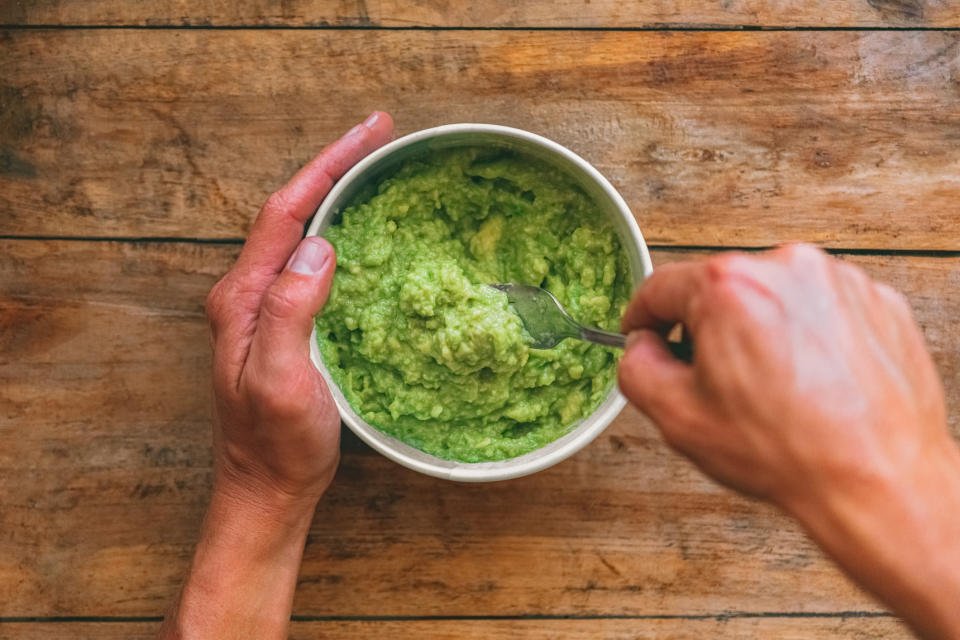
[783,432,960,532]
[210,467,323,534]
[212,442,335,517]
[784,435,960,639]
[163,471,320,639]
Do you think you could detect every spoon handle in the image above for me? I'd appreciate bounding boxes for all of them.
[580,326,694,363]
[579,326,627,349]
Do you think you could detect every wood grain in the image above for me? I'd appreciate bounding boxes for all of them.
[0,0,953,28]
[0,617,912,640]
[3,30,960,248]
[2,240,957,620]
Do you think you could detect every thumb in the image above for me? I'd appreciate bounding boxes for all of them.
[618,329,698,428]
[253,237,336,369]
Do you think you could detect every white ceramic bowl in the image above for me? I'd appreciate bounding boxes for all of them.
[306,124,652,482]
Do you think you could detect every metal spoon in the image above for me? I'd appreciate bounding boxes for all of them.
[490,283,692,360]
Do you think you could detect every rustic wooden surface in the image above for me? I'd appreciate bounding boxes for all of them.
[0,0,956,28]
[1,241,956,639]
[0,617,912,640]
[2,4,957,639]
[4,30,960,248]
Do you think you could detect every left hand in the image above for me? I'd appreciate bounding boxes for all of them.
[203,112,395,508]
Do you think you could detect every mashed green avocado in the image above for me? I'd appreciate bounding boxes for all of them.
[315,147,631,462]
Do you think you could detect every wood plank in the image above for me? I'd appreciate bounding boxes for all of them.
[2,241,957,619]
[0,0,955,28]
[3,30,960,248]
[0,617,912,640]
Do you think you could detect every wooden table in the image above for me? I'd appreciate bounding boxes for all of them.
[2,2,958,638]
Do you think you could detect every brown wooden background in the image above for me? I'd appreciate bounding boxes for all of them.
[2,2,958,638]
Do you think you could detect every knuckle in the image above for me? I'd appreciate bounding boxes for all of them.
[264,189,292,217]
[703,256,750,301]
[833,260,883,303]
[876,282,911,311]
[777,242,825,262]
[778,243,833,282]
[705,252,751,283]
[836,259,870,285]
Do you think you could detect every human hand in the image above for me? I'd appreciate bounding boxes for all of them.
[618,243,949,507]
[160,113,396,640]
[618,244,960,640]
[204,112,395,509]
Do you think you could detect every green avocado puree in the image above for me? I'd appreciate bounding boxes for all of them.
[315,147,631,462]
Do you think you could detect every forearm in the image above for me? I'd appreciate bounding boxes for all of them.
[158,479,319,640]
[787,437,960,640]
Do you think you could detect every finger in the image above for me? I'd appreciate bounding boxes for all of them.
[621,260,709,335]
[830,259,916,367]
[832,258,878,325]
[245,237,337,384]
[874,281,914,323]
[236,111,395,280]
[874,282,942,397]
[618,330,699,429]
[762,243,835,306]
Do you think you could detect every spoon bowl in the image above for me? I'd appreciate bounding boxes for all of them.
[489,283,626,349]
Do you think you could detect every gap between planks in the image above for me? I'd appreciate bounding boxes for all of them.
[2,25,960,32]
[1,235,958,259]
[0,611,896,623]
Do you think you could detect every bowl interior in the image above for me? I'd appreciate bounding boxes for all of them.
[306,124,652,482]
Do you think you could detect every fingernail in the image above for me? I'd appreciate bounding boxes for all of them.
[363,111,380,128]
[345,123,365,138]
[287,238,331,275]
[625,331,643,351]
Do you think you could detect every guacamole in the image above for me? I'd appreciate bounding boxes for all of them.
[315,147,631,462]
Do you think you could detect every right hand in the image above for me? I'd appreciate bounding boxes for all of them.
[617,243,950,511]
[617,243,960,639]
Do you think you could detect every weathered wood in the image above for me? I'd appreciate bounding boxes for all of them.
[1,240,956,620]
[0,0,953,28]
[0,617,912,640]
[3,30,960,248]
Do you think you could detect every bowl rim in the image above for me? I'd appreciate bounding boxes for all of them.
[305,123,653,482]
